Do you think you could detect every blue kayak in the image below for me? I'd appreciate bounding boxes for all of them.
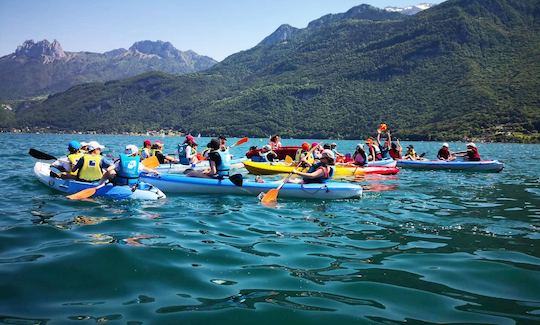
[140,172,362,200]
[396,159,504,172]
[34,162,166,200]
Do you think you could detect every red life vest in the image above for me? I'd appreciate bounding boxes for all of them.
[467,147,481,161]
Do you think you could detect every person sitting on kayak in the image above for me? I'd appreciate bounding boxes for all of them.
[152,141,178,164]
[311,142,323,160]
[377,129,392,159]
[294,142,314,167]
[51,140,84,179]
[71,141,114,182]
[455,142,481,161]
[388,139,403,160]
[291,149,335,184]
[140,139,152,160]
[330,143,345,161]
[79,142,89,153]
[269,134,282,150]
[351,144,368,166]
[110,145,159,186]
[366,138,382,161]
[187,138,231,179]
[178,135,198,166]
[403,145,419,160]
[437,143,456,161]
[218,135,228,151]
[257,145,278,162]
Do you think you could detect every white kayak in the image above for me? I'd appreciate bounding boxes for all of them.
[155,157,247,173]
[34,162,166,200]
[140,172,362,200]
[367,158,397,168]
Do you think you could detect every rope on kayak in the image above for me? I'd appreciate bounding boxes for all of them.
[300,184,329,194]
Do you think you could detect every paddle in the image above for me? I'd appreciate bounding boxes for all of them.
[230,137,249,148]
[141,156,160,168]
[66,182,107,200]
[285,155,293,164]
[29,148,57,160]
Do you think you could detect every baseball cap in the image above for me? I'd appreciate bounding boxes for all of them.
[442,143,449,148]
[87,141,105,151]
[321,149,335,160]
[125,144,139,155]
[143,139,151,146]
[467,142,476,148]
[68,140,81,151]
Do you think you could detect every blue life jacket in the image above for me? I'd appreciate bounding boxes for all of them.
[216,150,231,177]
[115,154,140,186]
[178,144,188,158]
[304,163,334,184]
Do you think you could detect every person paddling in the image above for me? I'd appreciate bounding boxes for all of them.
[110,145,159,186]
[152,141,178,164]
[51,140,83,179]
[71,141,114,183]
[294,142,314,167]
[455,142,481,161]
[437,143,455,161]
[290,149,335,184]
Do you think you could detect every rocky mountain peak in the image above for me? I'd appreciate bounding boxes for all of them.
[259,24,300,46]
[128,40,181,59]
[384,3,436,15]
[14,39,66,63]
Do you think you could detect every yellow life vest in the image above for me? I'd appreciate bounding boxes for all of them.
[78,154,103,182]
[150,149,161,157]
[67,152,83,176]
[295,149,314,164]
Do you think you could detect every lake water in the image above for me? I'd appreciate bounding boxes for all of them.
[1,133,539,324]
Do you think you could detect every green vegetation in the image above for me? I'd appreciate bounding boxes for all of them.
[11,0,540,142]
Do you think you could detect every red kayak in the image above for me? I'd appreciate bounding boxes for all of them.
[245,146,301,160]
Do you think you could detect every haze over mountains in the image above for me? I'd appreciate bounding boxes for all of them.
[0,40,217,99]
[3,0,539,142]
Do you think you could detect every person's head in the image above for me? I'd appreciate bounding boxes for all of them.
[270,135,280,143]
[320,149,335,165]
[467,142,476,149]
[125,144,139,156]
[218,135,227,144]
[366,138,374,145]
[87,141,105,154]
[442,142,449,149]
[391,142,398,150]
[301,142,310,151]
[311,142,319,150]
[207,138,220,151]
[68,140,81,153]
[407,145,414,151]
[323,143,331,150]
[356,143,364,151]
[155,140,164,149]
[331,142,337,149]
[184,134,197,146]
[143,139,152,148]
[80,142,89,151]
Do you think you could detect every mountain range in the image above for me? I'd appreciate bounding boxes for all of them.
[0,39,217,99]
[4,0,540,142]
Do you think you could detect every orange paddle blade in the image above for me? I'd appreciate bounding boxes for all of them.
[260,188,279,205]
[66,187,97,200]
[142,156,160,168]
[234,137,249,147]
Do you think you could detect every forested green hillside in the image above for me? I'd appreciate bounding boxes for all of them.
[12,0,540,142]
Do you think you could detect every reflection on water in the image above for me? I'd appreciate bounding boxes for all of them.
[0,134,539,323]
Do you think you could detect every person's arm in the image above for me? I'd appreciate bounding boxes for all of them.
[387,131,392,147]
[72,157,84,173]
[292,167,324,179]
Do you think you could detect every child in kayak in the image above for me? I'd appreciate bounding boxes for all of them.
[140,139,152,160]
[294,142,314,167]
[351,144,368,166]
[178,135,198,165]
[152,141,178,164]
[51,140,83,179]
[291,149,335,183]
[71,141,113,182]
[269,134,282,150]
[388,139,403,160]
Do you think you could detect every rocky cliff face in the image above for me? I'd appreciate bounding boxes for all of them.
[0,39,217,99]
[259,24,300,46]
[384,3,436,15]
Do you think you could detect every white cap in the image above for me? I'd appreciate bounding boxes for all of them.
[125,144,139,155]
[321,149,335,160]
[467,142,476,148]
[356,143,364,148]
[442,143,449,148]
[80,142,89,147]
[87,141,105,151]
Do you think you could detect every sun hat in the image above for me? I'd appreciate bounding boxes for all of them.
[442,143,449,148]
[301,142,310,151]
[87,141,105,151]
[68,140,81,151]
[125,144,139,155]
[143,139,151,146]
[321,149,335,160]
[467,142,476,148]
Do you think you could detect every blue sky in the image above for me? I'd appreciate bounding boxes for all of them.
[0,0,445,61]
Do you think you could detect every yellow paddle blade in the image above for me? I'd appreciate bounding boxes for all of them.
[285,155,293,163]
[142,156,160,168]
[66,187,97,200]
[260,188,279,205]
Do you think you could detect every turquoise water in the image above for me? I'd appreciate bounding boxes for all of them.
[1,133,539,324]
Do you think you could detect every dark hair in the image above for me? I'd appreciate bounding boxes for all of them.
[270,135,279,142]
[207,138,220,150]
[391,142,397,149]
[323,143,331,149]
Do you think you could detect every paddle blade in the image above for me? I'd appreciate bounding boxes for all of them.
[142,156,160,168]
[29,148,57,160]
[66,187,97,200]
[260,188,279,205]
[285,155,293,163]
[229,174,243,186]
[233,137,249,147]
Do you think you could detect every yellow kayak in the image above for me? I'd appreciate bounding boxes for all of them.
[243,161,399,177]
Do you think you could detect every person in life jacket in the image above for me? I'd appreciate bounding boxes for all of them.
[178,135,199,165]
[403,145,419,160]
[294,142,314,167]
[151,141,178,164]
[437,143,455,161]
[186,138,231,179]
[377,129,393,159]
[71,141,113,183]
[111,145,159,186]
[352,143,368,166]
[455,142,481,161]
[140,139,152,160]
[254,145,278,162]
[269,134,282,150]
[291,149,335,184]
[388,139,403,160]
[366,138,382,161]
[311,142,323,160]
[51,140,83,179]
